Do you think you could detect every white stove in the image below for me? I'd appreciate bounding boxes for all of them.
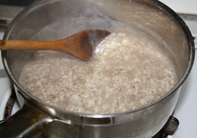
[0,1,197,137]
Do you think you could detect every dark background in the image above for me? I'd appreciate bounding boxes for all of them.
[0,0,36,6]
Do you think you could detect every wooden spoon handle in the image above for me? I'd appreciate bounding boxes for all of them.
[0,39,91,60]
[0,30,111,61]
[0,40,60,50]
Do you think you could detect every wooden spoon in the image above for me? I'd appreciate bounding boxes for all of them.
[0,30,111,61]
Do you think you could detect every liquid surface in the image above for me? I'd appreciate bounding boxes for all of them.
[19,31,178,114]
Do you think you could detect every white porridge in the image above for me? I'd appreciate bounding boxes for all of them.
[19,31,178,114]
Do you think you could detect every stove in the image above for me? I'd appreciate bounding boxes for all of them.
[0,0,197,138]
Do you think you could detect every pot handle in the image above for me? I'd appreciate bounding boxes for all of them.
[0,102,53,138]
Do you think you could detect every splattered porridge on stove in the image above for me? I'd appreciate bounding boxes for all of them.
[19,30,178,114]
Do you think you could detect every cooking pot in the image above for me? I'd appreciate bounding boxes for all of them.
[0,0,195,137]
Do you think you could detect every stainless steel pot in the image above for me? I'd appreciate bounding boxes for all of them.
[0,0,195,138]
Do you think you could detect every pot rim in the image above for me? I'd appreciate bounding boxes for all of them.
[1,0,195,119]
